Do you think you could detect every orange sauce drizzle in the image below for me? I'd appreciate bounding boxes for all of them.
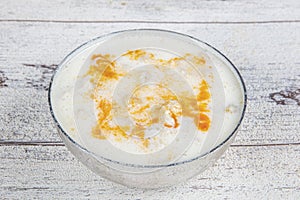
[122,50,146,60]
[86,51,212,149]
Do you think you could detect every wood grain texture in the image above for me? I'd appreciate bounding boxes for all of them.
[0,22,299,145]
[0,0,300,23]
[0,1,300,198]
[0,145,299,199]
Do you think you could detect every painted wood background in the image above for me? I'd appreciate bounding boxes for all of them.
[0,0,299,199]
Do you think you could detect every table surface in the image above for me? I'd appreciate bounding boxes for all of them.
[0,0,299,199]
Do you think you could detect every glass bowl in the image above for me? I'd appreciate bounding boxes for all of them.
[48,29,247,188]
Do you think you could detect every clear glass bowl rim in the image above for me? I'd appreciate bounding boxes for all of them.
[48,29,247,168]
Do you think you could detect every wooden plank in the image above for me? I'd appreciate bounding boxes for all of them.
[0,145,299,199]
[0,0,299,23]
[0,22,299,145]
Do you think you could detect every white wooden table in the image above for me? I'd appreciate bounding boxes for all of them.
[0,1,299,199]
